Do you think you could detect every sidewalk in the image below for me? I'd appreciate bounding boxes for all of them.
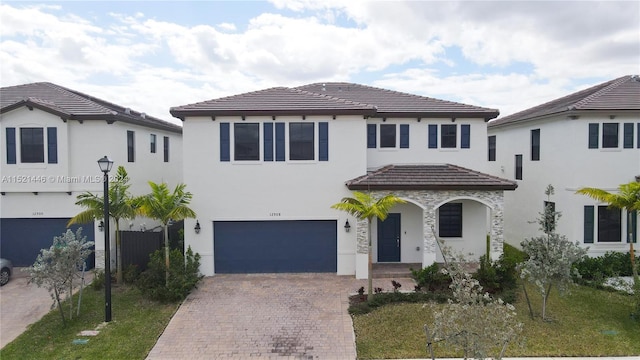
[0,267,93,349]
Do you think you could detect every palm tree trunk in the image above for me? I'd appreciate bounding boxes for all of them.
[629,211,638,285]
[164,224,170,287]
[368,218,373,300]
[115,220,123,284]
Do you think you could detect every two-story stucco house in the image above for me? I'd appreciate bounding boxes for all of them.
[487,75,640,257]
[1,82,183,267]
[172,83,517,279]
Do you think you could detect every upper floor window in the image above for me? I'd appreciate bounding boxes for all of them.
[380,124,396,148]
[602,123,618,148]
[589,122,636,149]
[163,136,170,162]
[429,124,470,149]
[20,128,44,163]
[220,121,328,162]
[367,123,410,149]
[289,122,314,160]
[441,124,457,148]
[515,154,523,180]
[5,127,57,164]
[531,129,540,161]
[127,130,135,162]
[488,135,496,161]
[150,134,157,153]
[623,123,634,149]
[234,123,259,161]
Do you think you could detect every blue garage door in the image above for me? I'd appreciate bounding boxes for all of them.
[214,220,337,273]
[0,218,95,268]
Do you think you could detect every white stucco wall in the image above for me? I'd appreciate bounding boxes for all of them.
[181,115,367,276]
[488,114,639,256]
[1,106,183,256]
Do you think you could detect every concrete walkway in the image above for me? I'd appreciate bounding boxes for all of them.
[0,267,93,349]
[146,274,409,360]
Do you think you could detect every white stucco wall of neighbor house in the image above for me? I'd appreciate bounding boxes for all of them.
[181,115,368,277]
[488,114,640,256]
[1,107,183,259]
[366,117,489,172]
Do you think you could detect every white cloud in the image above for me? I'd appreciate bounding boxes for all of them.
[0,1,638,124]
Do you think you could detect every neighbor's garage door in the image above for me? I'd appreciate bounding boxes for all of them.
[0,218,95,267]
[214,220,337,273]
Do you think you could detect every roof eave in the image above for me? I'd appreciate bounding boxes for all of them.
[346,184,518,191]
[171,108,377,119]
[0,100,71,121]
[69,114,182,134]
[374,111,499,121]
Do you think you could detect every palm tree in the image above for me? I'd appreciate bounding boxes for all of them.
[137,181,196,286]
[68,166,137,283]
[577,181,640,283]
[331,191,406,299]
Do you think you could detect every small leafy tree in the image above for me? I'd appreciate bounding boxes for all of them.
[331,191,405,299]
[425,240,523,359]
[28,228,94,325]
[68,166,137,283]
[519,185,587,321]
[137,181,196,286]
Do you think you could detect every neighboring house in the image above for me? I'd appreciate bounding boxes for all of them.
[487,75,640,257]
[171,83,516,279]
[0,82,183,267]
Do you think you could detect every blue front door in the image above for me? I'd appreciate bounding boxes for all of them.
[377,213,401,262]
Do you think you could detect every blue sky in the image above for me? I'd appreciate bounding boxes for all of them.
[1,1,638,124]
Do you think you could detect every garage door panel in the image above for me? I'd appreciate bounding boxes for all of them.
[1,218,95,267]
[214,220,337,273]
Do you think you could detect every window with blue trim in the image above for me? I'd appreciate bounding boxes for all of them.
[234,123,259,161]
[21,128,45,163]
[380,124,396,148]
[289,122,314,160]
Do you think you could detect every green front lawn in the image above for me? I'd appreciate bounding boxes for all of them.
[0,285,178,360]
[353,284,640,359]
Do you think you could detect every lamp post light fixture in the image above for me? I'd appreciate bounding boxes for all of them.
[194,220,201,234]
[98,220,104,232]
[344,219,351,232]
[98,155,113,322]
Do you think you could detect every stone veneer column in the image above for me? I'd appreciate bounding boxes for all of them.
[355,218,369,279]
[490,195,505,261]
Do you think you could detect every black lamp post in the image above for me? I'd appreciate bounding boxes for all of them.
[98,155,113,322]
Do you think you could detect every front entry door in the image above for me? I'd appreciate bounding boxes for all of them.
[378,213,401,262]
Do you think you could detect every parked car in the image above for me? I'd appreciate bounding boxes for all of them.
[0,258,13,286]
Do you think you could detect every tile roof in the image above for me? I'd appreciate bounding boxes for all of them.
[1,82,182,133]
[171,87,377,119]
[297,82,499,120]
[171,83,499,120]
[346,164,518,191]
[489,75,640,128]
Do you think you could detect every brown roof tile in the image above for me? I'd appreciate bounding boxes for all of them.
[346,164,518,191]
[170,87,377,119]
[171,82,499,120]
[297,82,499,120]
[1,82,182,133]
[489,75,640,128]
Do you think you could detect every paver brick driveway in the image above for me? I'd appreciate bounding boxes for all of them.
[147,274,403,360]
